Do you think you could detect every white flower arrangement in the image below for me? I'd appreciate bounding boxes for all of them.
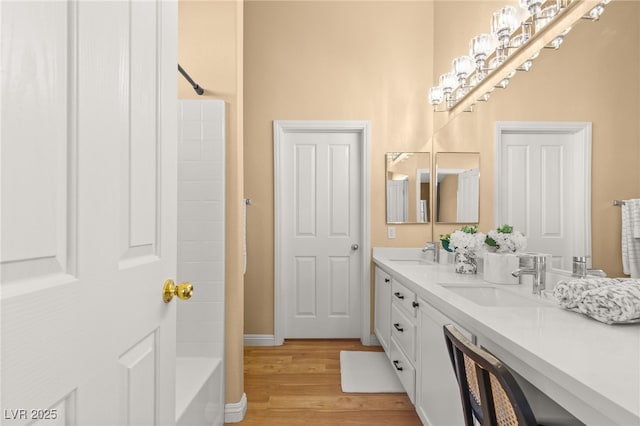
[484,224,527,253]
[449,225,486,255]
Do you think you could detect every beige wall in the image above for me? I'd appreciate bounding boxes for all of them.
[244,1,436,335]
[431,1,640,277]
[438,174,458,222]
[178,0,244,405]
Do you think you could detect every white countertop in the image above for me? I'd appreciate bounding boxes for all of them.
[373,247,640,426]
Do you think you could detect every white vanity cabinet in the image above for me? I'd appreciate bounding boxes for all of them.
[374,266,392,353]
[416,298,472,426]
[372,248,640,426]
[389,279,418,403]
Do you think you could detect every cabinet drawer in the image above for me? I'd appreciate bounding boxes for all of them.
[390,338,415,403]
[391,280,417,317]
[391,303,416,362]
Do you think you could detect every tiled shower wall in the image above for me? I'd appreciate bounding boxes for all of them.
[177,100,225,359]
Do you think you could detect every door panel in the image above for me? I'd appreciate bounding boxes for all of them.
[295,257,316,316]
[295,145,316,236]
[118,332,158,426]
[1,1,178,424]
[1,0,74,287]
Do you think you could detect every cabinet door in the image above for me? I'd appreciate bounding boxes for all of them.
[374,266,392,352]
[416,301,472,426]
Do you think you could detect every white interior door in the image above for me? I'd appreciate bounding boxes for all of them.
[275,121,368,340]
[1,2,178,425]
[387,179,408,223]
[495,122,591,270]
[456,168,479,223]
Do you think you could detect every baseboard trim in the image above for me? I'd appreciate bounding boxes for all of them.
[362,334,381,346]
[224,393,247,423]
[244,334,278,346]
[244,334,380,347]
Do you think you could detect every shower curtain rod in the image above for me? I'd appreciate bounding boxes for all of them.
[178,64,204,95]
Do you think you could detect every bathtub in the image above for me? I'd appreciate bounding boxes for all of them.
[176,357,224,426]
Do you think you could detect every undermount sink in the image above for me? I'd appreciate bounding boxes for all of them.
[440,284,549,307]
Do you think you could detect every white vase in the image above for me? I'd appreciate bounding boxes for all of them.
[484,252,519,284]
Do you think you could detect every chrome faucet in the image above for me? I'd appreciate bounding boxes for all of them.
[572,256,607,278]
[512,254,547,295]
[422,241,440,263]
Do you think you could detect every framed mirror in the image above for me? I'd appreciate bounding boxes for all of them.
[435,152,480,224]
[386,152,431,224]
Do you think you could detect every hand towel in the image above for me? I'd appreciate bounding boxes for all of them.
[553,277,624,309]
[629,199,640,239]
[576,280,640,323]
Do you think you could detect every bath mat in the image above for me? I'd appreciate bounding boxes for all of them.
[339,351,404,393]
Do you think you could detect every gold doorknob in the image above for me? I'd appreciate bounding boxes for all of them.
[163,279,194,303]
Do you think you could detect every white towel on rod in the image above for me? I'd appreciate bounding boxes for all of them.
[630,199,640,239]
[621,199,640,277]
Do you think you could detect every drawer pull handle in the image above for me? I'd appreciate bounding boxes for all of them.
[384,278,390,283]
[394,292,404,300]
[393,360,403,371]
[393,323,404,332]
[412,301,419,308]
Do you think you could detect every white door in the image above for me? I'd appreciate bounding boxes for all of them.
[1,2,179,425]
[386,179,408,223]
[456,168,479,223]
[274,121,367,340]
[495,122,591,270]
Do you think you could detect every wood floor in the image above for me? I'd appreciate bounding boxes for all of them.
[233,339,423,426]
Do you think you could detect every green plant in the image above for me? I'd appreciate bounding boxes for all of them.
[440,233,452,252]
[460,224,478,234]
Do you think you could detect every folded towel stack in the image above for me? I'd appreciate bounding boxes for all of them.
[553,278,640,323]
[553,278,625,309]
[576,281,640,323]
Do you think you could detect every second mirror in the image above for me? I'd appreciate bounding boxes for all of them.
[386,152,431,224]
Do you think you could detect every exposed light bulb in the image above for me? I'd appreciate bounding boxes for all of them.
[517,60,533,72]
[585,3,605,21]
[546,35,564,49]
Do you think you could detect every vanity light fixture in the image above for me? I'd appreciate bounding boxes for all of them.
[492,6,521,61]
[427,0,611,115]
[470,33,497,80]
[453,56,475,86]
